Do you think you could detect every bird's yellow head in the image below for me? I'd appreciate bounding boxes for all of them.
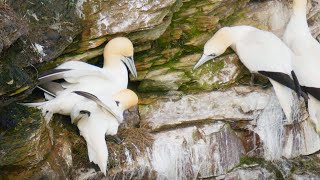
[112,89,138,110]
[193,27,233,70]
[103,37,137,78]
[104,37,134,57]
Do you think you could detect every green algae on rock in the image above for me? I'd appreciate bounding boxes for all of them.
[1,0,320,179]
[0,105,51,168]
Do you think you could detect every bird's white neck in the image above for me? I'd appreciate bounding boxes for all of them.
[103,55,128,88]
[228,26,255,49]
[287,0,310,35]
[293,0,307,17]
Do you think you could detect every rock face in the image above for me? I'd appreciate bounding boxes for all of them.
[0,0,81,106]
[1,0,320,179]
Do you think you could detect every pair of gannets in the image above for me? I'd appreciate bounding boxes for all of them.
[283,0,320,132]
[25,37,138,175]
[36,37,137,120]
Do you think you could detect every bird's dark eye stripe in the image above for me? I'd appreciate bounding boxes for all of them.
[115,101,120,106]
[80,110,91,116]
[209,53,216,57]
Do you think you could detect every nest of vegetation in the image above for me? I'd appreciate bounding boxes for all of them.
[107,127,154,169]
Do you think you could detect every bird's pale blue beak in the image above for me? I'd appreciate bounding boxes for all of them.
[123,56,138,79]
[193,54,216,70]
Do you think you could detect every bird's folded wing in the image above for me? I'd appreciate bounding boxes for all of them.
[258,71,295,90]
[56,60,99,71]
[39,69,111,84]
[258,71,309,101]
[73,91,122,122]
[39,69,71,84]
[39,61,112,84]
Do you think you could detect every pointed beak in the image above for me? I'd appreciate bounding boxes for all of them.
[193,54,216,70]
[123,56,138,79]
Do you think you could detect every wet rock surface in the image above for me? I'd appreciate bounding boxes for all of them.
[6,0,82,63]
[0,5,27,54]
[0,0,81,105]
[1,0,320,179]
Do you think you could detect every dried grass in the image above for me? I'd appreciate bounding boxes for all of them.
[107,127,154,168]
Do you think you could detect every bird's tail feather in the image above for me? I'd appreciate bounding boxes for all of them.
[18,102,46,107]
[79,126,108,176]
[269,79,296,123]
[19,102,53,123]
[308,96,320,133]
[85,138,108,175]
[87,145,96,163]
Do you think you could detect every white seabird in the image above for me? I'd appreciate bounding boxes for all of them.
[24,37,137,121]
[39,36,137,95]
[283,0,320,132]
[194,25,307,122]
[71,89,139,176]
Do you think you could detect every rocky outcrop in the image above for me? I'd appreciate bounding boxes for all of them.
[0,5,27,54]
[1,0,320,179]
[0,0,81,106]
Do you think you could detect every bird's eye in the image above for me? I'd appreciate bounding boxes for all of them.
[80,110,91,117]
[209,53,216,57]
[115,101,120,106]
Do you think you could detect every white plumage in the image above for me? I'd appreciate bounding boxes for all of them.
[22,37,139,175]
[70,89,138,175]
[283,0,320,132]
[26,37,136,122]
[194,25,302,122]
[71,100,119,176]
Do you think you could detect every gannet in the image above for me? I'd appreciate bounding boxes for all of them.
[283,0,320,132]
[23,37,137,121]
[39,37,137,93]
[22,83,121,123]
[71,89,139,175]
[194,25,307,122]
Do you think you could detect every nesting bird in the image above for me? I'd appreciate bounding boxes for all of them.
[22,37,139,175]
[71,89,138,175]
[283,0,320,132]
[194,25,307,122]
[27,37,137,121]
[39,37,136,95]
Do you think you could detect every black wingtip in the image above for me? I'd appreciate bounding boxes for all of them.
[291,71,302,98]
[258,71,309,104]
[73,91,98,99]
[291,71,310,107]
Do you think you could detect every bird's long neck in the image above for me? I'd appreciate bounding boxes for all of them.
[292,0,308,27]
[293,0,307,17]
[103,55,128,88]
[228,26,253,50]
[287,0,310,35]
